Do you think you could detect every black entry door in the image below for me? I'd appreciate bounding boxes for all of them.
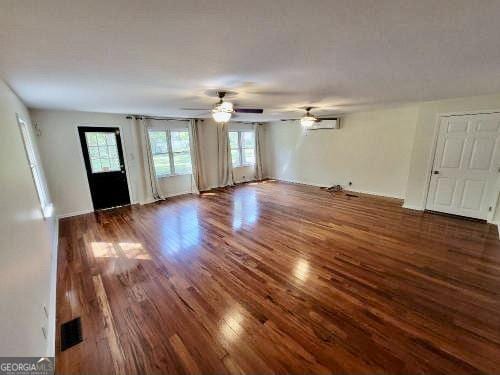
[78,127,131,210]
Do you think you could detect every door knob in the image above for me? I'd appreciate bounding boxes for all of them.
[433,170,440,175]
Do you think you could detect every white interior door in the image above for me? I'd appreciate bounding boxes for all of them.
[426,113,500,219]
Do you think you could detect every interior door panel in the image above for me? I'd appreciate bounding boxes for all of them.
[461,179,484,210]
[440,138,465,168]
[434,178,455,206]
[426,113,500,219]
[469,138,495,170]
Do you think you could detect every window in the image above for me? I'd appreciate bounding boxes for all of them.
[229,131,255,167]
[17,115,52,218]
[85,132,121,173]
[148,129,192,177]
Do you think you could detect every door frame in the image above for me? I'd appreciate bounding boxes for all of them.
[424,109,500,223]
[74,123,134,211]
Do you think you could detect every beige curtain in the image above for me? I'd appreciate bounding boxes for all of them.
[139,118,166,200]
[254,124,264,180]
[217,122,234,186]
[188,119,206,194]
[131,116,148,203]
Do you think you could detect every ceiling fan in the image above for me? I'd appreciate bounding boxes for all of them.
[181,91,264,123]
[281,107,338,127]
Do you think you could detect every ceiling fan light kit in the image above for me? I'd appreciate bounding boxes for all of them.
[282,107,340,129]
[300,107,317,127]
[212,107,232,123]
[184,90,264,123]
[211,99,234,123]
[300,115,317,127]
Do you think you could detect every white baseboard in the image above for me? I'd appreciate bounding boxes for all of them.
[57,208,93,219]
[402,203,425,211]
[268,177,328,188]
[140,190,196,205]
[348,188,403,200]
[490,221,500,239]
[268,177,404,200]
[165,190,195,198]
[46,217,59,357]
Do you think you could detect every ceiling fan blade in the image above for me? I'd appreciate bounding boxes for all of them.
[234,108,264,114]
[317,115,340,120]
[180,107,211,111]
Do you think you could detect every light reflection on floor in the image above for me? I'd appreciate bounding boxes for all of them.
[90,241,151,260]
[293,258,310,283]
[159,204,201,255]
[219,307,245,343]
[232,189,259,230]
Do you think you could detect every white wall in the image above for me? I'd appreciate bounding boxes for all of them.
[31,109,145,217]
[405,93,500,211]
[265,105,419,198]
[0,80,57,356]
[31,94,500,218]
[31,111,261,216]
[264,93,500,221]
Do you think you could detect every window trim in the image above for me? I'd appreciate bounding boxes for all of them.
[229,130,256,168]
[17,114,53,218]
[149,128,192,178]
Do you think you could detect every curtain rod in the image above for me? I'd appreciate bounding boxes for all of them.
[126,115,202,122]
[126,115,263,125]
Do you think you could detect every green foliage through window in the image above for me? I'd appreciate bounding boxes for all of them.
[229,131,255,167]
[148,129,192,176]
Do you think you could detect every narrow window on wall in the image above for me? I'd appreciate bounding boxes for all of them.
[148,129,192,176]
[229,130,255,167]
[17,115,52,218]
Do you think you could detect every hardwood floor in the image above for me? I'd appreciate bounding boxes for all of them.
[55,181,500,374]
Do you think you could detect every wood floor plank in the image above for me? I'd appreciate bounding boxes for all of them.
[55,181,500,374]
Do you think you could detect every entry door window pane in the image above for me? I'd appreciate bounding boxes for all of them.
[86,132,121,173]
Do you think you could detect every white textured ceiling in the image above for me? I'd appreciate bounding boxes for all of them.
[2,0,500,121]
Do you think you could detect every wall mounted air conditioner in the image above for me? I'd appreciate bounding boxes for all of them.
[308,118,341,130]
